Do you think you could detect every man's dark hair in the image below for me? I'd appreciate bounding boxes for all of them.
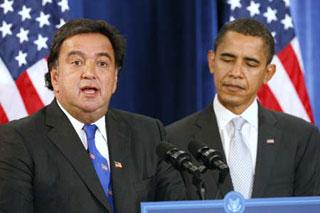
[214,18,275,65]
[45,18,126,90]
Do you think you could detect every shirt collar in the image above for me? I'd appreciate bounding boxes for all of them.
[56,100,107,140]
[213,95,258,129]
[241,99,258,129]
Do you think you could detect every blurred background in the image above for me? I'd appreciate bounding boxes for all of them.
[0,0,319,126]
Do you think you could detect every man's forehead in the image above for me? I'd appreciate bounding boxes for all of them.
[218,32,266,52]
[59,33,115,57]
[222,31,263,43]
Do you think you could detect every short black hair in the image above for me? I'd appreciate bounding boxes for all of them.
[45,18,126,90]
[214,18,275,64]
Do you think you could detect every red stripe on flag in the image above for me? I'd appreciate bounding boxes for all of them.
[16,71,44,115]
[258,84,283,112]
[0,104,9,124]
[278,44,314,123]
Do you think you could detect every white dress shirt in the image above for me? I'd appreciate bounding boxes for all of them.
[213,95,258,172]
[57,101,110,168]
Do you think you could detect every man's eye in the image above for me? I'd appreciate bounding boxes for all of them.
[97,61,109,68]
[221,58,233,62]
[247,62,259,67]
[71,60,82,66]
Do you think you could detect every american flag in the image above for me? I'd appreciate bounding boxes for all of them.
[0,0,69,124]
[224,0,314,123]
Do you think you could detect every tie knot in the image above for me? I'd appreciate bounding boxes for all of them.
[231,117,246,131]
[83,124,98,140]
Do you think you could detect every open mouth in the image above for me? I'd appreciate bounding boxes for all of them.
[81,86,98,95]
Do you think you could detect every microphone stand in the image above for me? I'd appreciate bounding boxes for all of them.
[215,170,228,199]
[192,165,207,200]
[192,165,228,200]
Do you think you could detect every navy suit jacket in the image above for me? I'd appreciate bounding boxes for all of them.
[166,104,320,199]
[0,100,186,212]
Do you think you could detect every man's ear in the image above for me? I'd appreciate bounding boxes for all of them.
[50,67,59,92]
[208,50,215,74]
[263,63,276,83]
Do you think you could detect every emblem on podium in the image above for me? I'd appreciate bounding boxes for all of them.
[224,191,245,213]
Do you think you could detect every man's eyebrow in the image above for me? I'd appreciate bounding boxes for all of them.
[220,52,236,58]
[95,52,113,60]
[67,50,85,58]
[220,52,261,64]
[66,51,113,62]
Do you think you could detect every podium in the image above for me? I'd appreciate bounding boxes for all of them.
[141,192,320,213]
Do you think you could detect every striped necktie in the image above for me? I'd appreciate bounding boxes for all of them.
[228,117,253,199]
[83,124,114,211]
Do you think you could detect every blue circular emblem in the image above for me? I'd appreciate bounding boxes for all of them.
[223,191,245,213]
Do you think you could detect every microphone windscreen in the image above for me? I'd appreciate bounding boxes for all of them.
[156,141,176,158]
[188,140,206,157]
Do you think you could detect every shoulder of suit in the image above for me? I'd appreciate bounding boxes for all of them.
[165,106,213,146]
[0,107,48,148]
[166,112,199,130]
[107,109,165,141]
[166,106,211,130]
[108,108,161,124]
[1,106,46,132]
[261,106,318,132]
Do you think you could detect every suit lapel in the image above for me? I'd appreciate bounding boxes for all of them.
[252,105,281,197]
[106,110,135,212]
[45,101,111,211]
[193,105,233,197]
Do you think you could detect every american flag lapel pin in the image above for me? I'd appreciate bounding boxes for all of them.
[266,139,275,144]
[114,161,123,168]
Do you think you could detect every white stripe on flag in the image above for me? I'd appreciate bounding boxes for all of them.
[27,59,54,105]
[0,58,28,120]
[291,38,305,73]
[268,56,310,122]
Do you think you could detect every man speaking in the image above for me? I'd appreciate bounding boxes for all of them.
[0,19,185,212]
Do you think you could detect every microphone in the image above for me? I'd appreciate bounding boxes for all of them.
[188,140,229,176]
[157,141,208,200]
[189,140,229,199]
[156,142,200,175]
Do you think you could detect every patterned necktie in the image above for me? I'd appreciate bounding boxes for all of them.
[83,124,114,211]
[228,117,253,199]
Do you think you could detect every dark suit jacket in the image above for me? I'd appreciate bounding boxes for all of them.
[166,104,320,200]
[0,100,186,213]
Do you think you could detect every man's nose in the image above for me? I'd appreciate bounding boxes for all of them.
[82,62,96,78]
[229,61,243,77]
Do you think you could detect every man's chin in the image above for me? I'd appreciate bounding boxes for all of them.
[219,95,246,107]
[79,103,108,114]
[220,92,242,102]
